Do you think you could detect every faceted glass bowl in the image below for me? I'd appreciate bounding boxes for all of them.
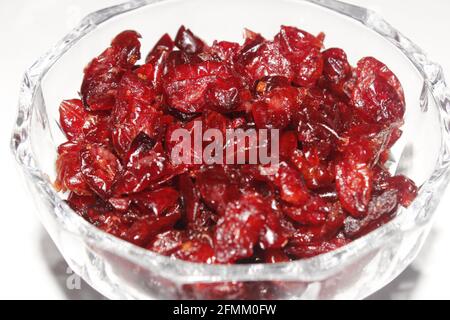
[11,0,450,299]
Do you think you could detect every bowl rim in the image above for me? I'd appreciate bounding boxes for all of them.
[10,0,450,283]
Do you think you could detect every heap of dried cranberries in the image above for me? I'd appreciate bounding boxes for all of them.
[56,26,418,264]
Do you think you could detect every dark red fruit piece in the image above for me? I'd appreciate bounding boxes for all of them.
[163,61,231,113]
[209,40,240,63]
[124,208,181,247]
[196,166,241,215]
[132,187,180,217]
[175,26,206,54]
[291,149,334,190]
[59,99,87,140]
[274,26,324,87]
[172,240,215,263]
[273,162,310,206]
[178,174,201,223]
[146,33,174,63]
[82,113,111,144]
[279,131,298,159]
[252,86,298,129]
[205,76,250,114]
[259,210,288,250]
[294,88,343,159]
[214,194,267,263]
[285,235,348,259]
[80,144,122,198]
[55,142,91,195]
[114,138,177,195]
[335,156,373,218]
[111,71,160,156]
[147,230,186,255]
[283,197,329,226]
[320,48,352,97]
[263,249,290,263]
[81,30,141,111]
[344,189,398,238]
[352,57,405,125]
[236,39,293,85]
[386,175,418,207]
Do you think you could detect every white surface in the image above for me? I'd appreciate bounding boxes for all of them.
[0,0,449,300]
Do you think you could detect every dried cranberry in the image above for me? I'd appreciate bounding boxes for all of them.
[274,26,324,87]
[55,142,91,195]
[344,189,398,238]
[214,194,267,263]
[175,26,206,54]
[56,27,418,270]
[80,144,122,198]
[320,48,352,97]
[81,30,141,111]
[352,57,405,125]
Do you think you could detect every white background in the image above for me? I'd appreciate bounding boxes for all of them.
[0,0,449,299]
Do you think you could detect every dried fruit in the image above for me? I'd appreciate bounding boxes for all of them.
[57,26,418,271]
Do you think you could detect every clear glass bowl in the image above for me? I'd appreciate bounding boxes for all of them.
[11,0,450,300]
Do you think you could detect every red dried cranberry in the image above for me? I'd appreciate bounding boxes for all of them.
[80,144,122,198]
[214,194,267,263]
[320,48,352,97]
[175,26,206,54]
[274,26,324,87]
[352,57,405,124]
[81,30,141,111]
[56,27,418,269]
[55,142,91,195]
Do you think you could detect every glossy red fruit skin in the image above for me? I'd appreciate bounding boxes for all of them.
[163,61,232,113]
[274,26,324,87]
[214,194,267,263]
[252,87,298,129]
[56,27,419,270]
[81,30,141,111]
[113,138,176,195]
[59,99,87,140]
[344,189,398,238]
[123,208,181,247]
[132,187,180,217]
[175,26,206,54]
[352,57,405,125]
[320,48,352,98]
[80,144,122,198]
[236,39,293,85]
[55,142,92,195]
[147,230,186,255]
[196,166,241,215]
[335,155,373,218]
[172,240,215,263]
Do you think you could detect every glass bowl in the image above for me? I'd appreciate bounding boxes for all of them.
[11,0,450,300]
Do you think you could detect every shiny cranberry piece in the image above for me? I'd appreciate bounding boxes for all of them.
[80,144,122,198]
[344,189,398,238]
[252,86,298,129]
[175,26,206,54]
[352,57,405,125]
[274,26,324,87]
[114,138,175,195]
[55,142,91,195]
[81,30,141,111]
[56,27,419,271]
[163,61,232,113]
[214,194,267,263]
[59,99,87,140]
[320,48,352,97]
[236,33,293,85]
